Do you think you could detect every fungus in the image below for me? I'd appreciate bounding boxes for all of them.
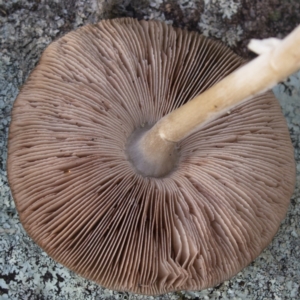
[7,18,296,295]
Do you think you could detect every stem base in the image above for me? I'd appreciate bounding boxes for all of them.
[127,125,178,178]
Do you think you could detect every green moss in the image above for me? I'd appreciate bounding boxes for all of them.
[131,0,149,11]
[100,0,149,19]
[269,10,281,22]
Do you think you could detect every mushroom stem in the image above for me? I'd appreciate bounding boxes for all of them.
[156,25,300,143]
[128,125,178,177]
[133,25,300,177]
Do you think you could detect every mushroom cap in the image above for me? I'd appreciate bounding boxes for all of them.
[7,18,295,295]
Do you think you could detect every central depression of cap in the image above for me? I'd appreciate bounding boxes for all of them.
[7,18,295,295]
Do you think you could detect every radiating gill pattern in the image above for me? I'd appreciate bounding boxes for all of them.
[8,18,295,295]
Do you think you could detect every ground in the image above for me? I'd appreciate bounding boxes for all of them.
[0,0,299,299]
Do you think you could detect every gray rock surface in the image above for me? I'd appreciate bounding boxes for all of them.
[0,0,299,299]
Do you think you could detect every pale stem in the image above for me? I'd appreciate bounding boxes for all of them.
[132,25,300,177]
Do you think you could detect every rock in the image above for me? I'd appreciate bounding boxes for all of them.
[0,0,299,299]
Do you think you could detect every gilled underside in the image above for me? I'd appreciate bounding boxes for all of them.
[8,19,295,295]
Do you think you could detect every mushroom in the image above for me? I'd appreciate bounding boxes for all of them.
[7,18,296,295]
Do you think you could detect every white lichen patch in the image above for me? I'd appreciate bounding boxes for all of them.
[202,0,240,19]
[218,0,240,19]
[177,0,198,12]
[199,0,243,46]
